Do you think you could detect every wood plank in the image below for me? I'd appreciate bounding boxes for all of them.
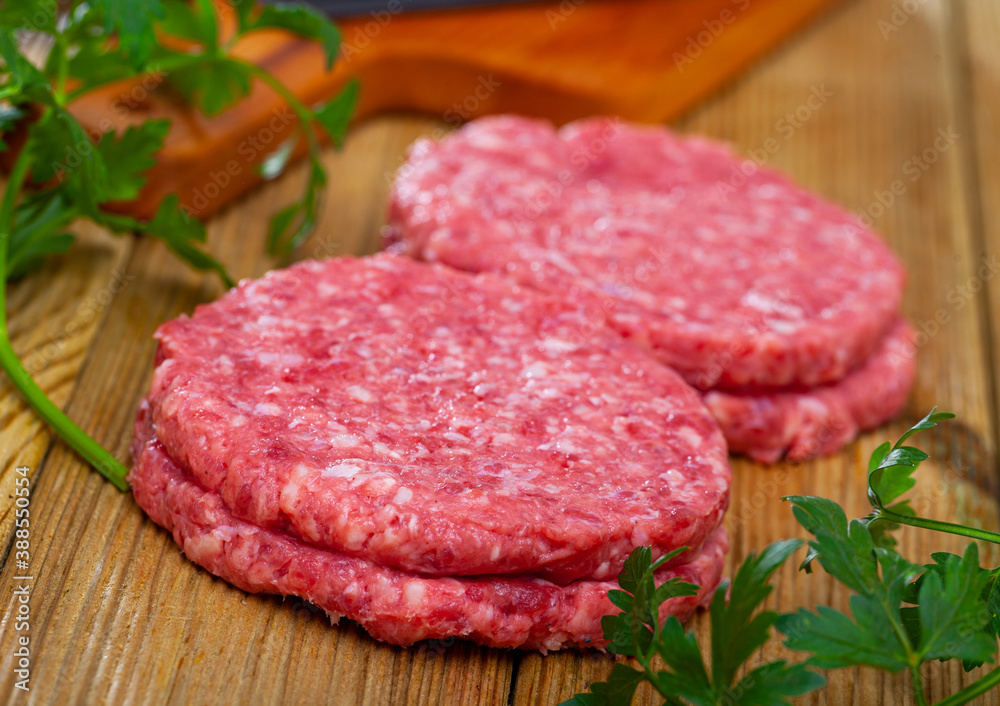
[958,0,1000,464]
[2,0,999,703]
[512,0,1000,702]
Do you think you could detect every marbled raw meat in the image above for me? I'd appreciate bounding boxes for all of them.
[387,115,906,392]
[143,254,730,583]
[129,410,728,651]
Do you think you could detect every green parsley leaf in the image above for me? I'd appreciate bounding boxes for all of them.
[0,0,58,33]
[652,616,712,704]
[727,661,826,706]
[7,192,78,278]
[571,540,820,706]
[314,79,359,145]
[62,43,130,93]
[894,408,956,447]
[232,0,258,32]
[618,545,655,596]
[93,0,164,68]
[90,195,233,288]
[266,157,327,254]
[45,5,131,95]
[903,545,998,667]
[777,603,911,672]
[251,3,341,70]
[0,30,49,89]
[599,544,697,659]
[7,231,75,279]
[599,609,650,659]
[710,540,802,690]
[987,570,1000,642]
[94,120,172,202]
[167,56,253,117]
[779,492,930,672]
[915,544,996,663]
[783,496,880,594]
[26,105,110,214]
[160,0,218,48]
[560,664,647,706]
[867,409,953,509]
[136,195,234,287]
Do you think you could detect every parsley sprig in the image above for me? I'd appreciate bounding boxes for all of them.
[0,0,356,489]
[570,412,1000,705]
[563,541,824,705]
[863,410,1000,547]
[782,411,1000,705]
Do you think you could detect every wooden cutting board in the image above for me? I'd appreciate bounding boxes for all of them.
[68,0,846,220]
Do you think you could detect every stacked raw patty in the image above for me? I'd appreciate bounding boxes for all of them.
[130,255,731,650]
[388,116,916,462]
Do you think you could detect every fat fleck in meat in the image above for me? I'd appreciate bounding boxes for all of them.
[130,404,728,651]
[142,254,730,584]
[387,116,912,460]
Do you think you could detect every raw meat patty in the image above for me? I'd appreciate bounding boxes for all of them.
[129,413,728,651]
[144,255,730,584]
[704,319,916,463]
[387,115,906,390]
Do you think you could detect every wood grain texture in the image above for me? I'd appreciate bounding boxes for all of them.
[960,0,1000,474]
[1,0,999,704]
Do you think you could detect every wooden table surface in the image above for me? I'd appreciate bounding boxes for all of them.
[2,0,1000,703]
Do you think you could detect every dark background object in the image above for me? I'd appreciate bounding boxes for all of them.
[264,0,533,17]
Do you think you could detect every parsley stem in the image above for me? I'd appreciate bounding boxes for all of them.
[227,57,326,253]
[230,57,323,157]
[0,145,130,492]
[934,665,1000,706]
[910,665,929,706]
[53,28,69,104]
[874,506,1000,545]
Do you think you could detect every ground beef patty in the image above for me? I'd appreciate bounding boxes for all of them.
[387,115,906,391]
[129,412,727,651]
[144,255,730,584]
[704,319,916,463]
